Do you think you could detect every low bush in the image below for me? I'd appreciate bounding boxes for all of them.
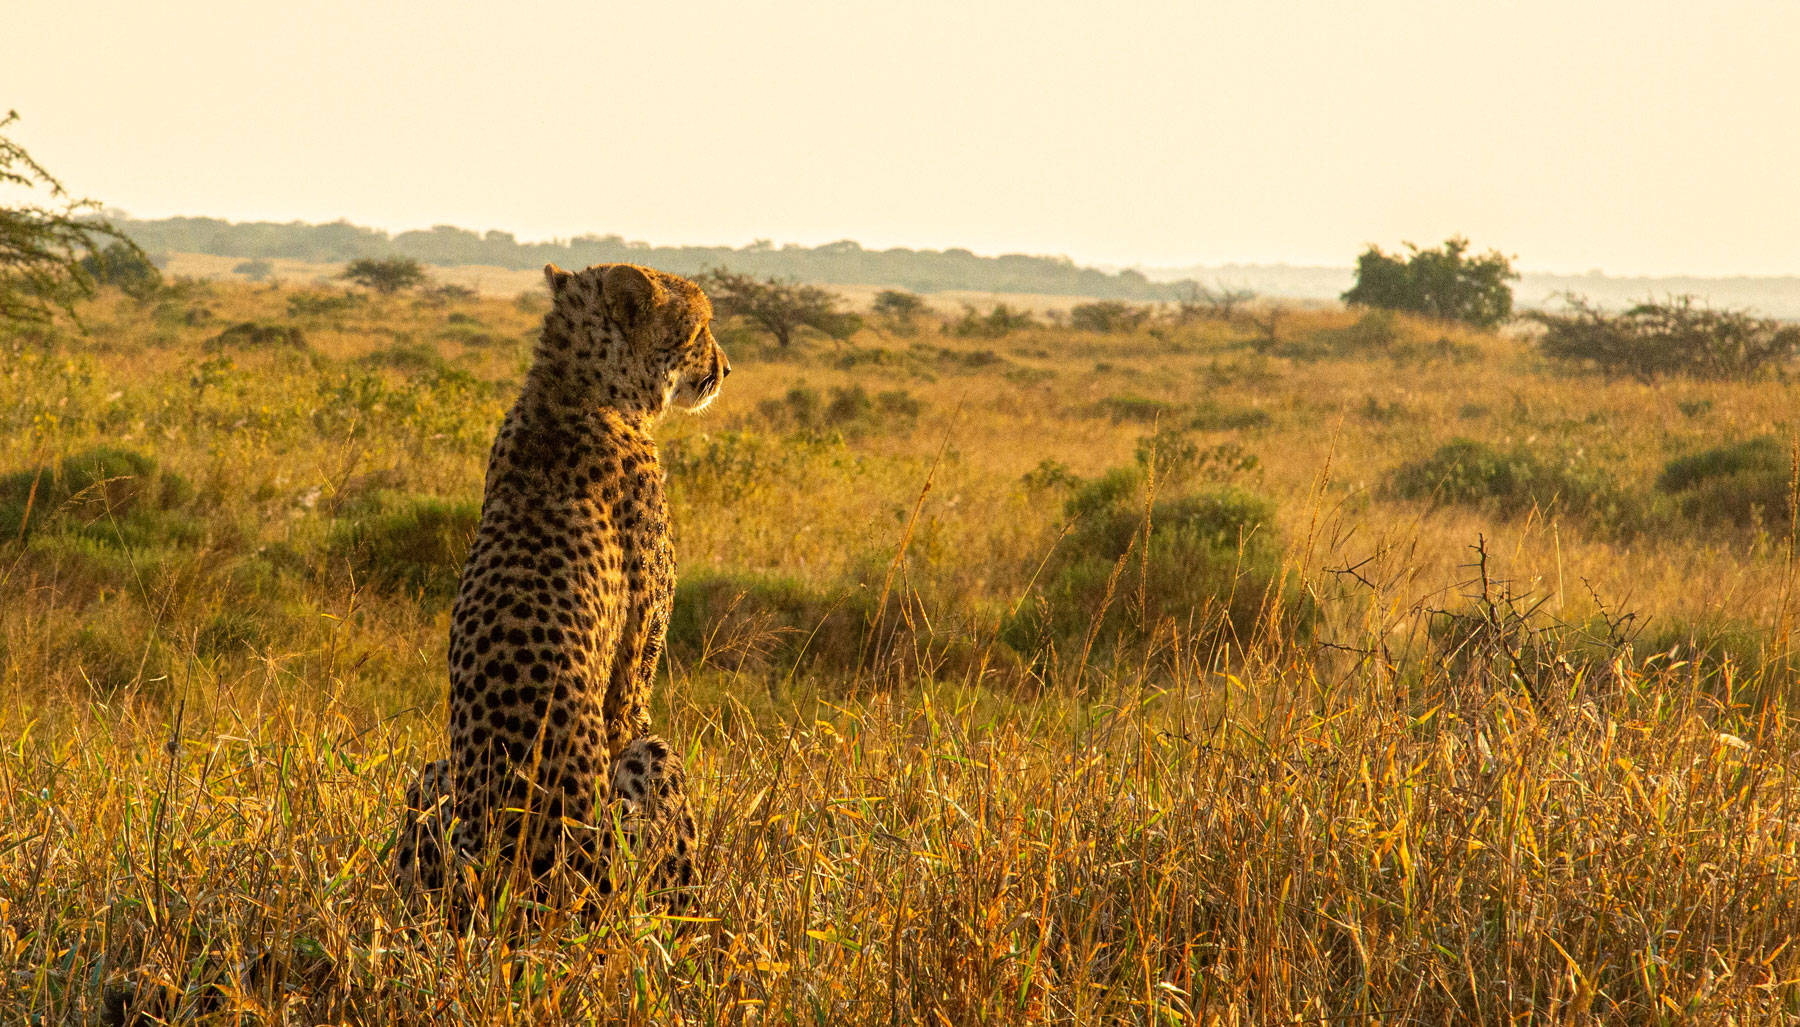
[1003,469,1309,662]
[286,291,365,318]
[871,290,928,336]
[1070,301,1153,334]
[669,571,870,672]
[359,341,451,377]
[78,242,163,297]
[1391,438,1639,530]
[758,385,925,437]
[952,304,1037,339]
[1657,437,1795,529]
[0,446,195,546]
[326,494,479,603]
[1189,401,1272,431]
[433,322,506,347]
[1094,394,1176,425]
[209,320,306,351]
[1535,295,1800,380]
[1133,429,1258,488]
[1335,307,1400,349]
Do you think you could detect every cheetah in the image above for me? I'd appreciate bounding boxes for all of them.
[395,262,729,910]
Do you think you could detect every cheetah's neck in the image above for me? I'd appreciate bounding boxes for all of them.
[524,315,666,424]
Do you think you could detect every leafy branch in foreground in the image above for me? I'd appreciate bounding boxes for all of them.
[0,110,138,328]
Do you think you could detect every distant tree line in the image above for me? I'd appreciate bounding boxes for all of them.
[111,216,1189,300]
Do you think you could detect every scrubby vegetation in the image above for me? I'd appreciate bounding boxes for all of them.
[1,279,1797,1023]
[1390,437,1638,531]
[1535,294,1800,380]
[1657,436,1796,531]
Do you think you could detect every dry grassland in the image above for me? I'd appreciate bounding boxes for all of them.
[0,278,1794,1023]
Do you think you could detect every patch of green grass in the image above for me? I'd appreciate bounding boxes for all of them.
[1189,400,1272,431]
[1093,393,1177,425]
[0,446,196,545]
[1657,436,1795,529]
[327,493,479,603]
[1391,437,1640,531]
[1003,467,1309,663]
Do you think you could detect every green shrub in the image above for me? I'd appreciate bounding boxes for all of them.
[668,571,871,672]
[757,386,822,431]
[287,291,364,318]
[433,323,505,347]
[0,446,195,545]
[1657,437,1795,529]
[669,567,988,681]
[1094,394,1176,425]
[756,384,924,438]
[1133,430,1258,488]
[1335,308,1399,349]
[1391,438,1638,528]
[872,290,928,336]
[1021,459,1080,493]
[327,494,479,603]
[78,242,163,297]
[1189,401,1272,431]
[232,259,274,282]
[1341,236,1516,328]
[209,320,306,350]
[1003,470,1309,661]
[1359,396,1412,423]
[360,341,450,377]
[952,304,1037,339]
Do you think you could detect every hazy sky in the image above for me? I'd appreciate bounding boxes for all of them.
[7,1,1799,275]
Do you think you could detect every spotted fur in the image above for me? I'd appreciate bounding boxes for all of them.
[395,262,728,909]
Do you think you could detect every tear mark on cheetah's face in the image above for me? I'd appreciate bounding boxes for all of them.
[543,261,731,416]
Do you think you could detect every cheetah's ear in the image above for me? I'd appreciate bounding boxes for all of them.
[544,263,574,295]
[601,264,664,328]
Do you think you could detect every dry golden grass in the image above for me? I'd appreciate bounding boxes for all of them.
[0,279,1795,1023]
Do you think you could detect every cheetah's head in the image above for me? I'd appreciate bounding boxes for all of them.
[542,262,731,416]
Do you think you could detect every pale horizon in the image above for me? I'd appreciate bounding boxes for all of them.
[9,1,1799,278]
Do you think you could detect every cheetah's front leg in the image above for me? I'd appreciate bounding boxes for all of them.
[606,735,698,907]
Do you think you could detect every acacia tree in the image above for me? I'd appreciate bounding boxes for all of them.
[341,256,427,294]
[1341,236,1517,329]
[0,110,138,327]
[697,268,860,347]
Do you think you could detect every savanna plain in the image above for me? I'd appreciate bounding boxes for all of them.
[1,275,1796,1024]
